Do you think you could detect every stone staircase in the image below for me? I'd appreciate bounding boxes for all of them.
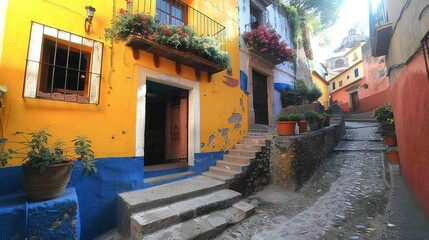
[116,176,255,239]
[202,130,273,183]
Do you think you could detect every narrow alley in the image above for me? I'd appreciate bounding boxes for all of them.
[217,121,429,240]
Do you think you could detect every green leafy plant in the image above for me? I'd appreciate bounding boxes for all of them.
[282,4,301,47]
[276,114,292,122]
[374,104,395,137]
[104,11,231,69]
[319,113,329,120]
[294,79,310,104]
[290,114,304,121]
[304,110,320,123]
[307,85,322,102]
[280,90,296,108]
[0,129,96,174]
[374,104,393,123]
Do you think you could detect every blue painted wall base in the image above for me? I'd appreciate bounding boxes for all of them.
[0,188,80,240]
[0,151,225,240]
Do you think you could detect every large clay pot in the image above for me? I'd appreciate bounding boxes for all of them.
[385,151,400,165]
[298,120,308,134]
[383,136,397,147]
[277,121,296,136]
[23,161,73,202]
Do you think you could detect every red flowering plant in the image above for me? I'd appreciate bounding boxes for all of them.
[104,10,231,69]
[242,25,295,64]
[104,10,157,42]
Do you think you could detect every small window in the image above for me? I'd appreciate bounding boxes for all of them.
[156,0,187,26]
[332,82,336,90]
[339,80,343,87]
[250,4,262,29]
[354,68,359,77]
[24,23,102,104]
[347,75,350,80]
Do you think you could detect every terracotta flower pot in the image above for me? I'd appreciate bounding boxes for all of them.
[298,120,308,134]
[385,151,400,165]
[277,121,296,136]
[23,161,73,202]
[383,136,397,147]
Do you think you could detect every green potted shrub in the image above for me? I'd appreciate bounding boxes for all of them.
[276,114,297,136]
[307,85,322,103]
[0,129,96,202]
[294,79,309,105]
[280,90,296,108]
[374,105,396,146]
[304,111,320,131]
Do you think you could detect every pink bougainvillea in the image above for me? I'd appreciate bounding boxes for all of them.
[243,25,295,64]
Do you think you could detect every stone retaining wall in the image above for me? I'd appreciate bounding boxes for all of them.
[229,139,271,197]
[271,113,345,190]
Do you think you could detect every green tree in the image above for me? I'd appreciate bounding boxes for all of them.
[285,0,345,59]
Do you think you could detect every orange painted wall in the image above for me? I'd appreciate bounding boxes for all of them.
[391,55,429,216]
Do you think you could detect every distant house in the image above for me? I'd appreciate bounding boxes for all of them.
[310,61,329,108]
[370,0,429,217]
[326,30,390,112]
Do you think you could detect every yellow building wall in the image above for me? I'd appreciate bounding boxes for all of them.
[311,72,329,108]
[329,62,365,93]
[0,0,244,166]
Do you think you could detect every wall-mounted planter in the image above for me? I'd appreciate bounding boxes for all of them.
[277,121,296,136]
[125,35,226,81]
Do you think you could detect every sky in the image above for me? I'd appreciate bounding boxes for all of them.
[312,0,370,63]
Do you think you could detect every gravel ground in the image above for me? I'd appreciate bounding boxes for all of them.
[215,122,429,240]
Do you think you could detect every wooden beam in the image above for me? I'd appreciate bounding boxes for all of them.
[176,62,181,75]
[153,54,160,68]
[132,47,140,60]
[195,69,201,81]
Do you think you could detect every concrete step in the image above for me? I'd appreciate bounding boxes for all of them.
[229,149,259,157]
[216,160,249,172]
[234,143,265,151]
[202,171,234,182]
[145,170,194,185]
[208,166,241,178]
[117,176,225,237]
[143,201,255,240]
[130,189,241,238]
[223,155,253,164]
[239,138,267,145]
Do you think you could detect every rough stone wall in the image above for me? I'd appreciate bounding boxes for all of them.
[229,139,271,197]
[271,113,345,190]
[280,102,325,115]
[295,47,313,86]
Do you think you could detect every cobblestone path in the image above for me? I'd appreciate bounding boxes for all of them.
[216,122,429,240]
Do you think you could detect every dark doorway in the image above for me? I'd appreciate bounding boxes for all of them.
[351,91,360,112]
[252,70,269,125]
[144,81,188,166]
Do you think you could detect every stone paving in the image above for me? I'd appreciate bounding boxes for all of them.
[215,121,429,240]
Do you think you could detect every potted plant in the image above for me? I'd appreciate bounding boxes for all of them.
[294,79,309,105]
[307,85,322,103]
[321,113,330,127]
[385,148,400,164]
[304,111,320,131]
[0,129,96,202]
[276,114,297,136]
[295,114,308,134]
[374,105,397,146]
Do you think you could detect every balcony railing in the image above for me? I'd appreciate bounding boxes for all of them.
[129,0,226,51]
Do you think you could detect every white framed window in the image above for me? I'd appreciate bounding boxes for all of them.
[24,22,103,104]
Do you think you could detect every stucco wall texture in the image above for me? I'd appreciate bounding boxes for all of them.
[391,55,429,217]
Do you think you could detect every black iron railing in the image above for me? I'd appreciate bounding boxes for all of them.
[129,0,226,51]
